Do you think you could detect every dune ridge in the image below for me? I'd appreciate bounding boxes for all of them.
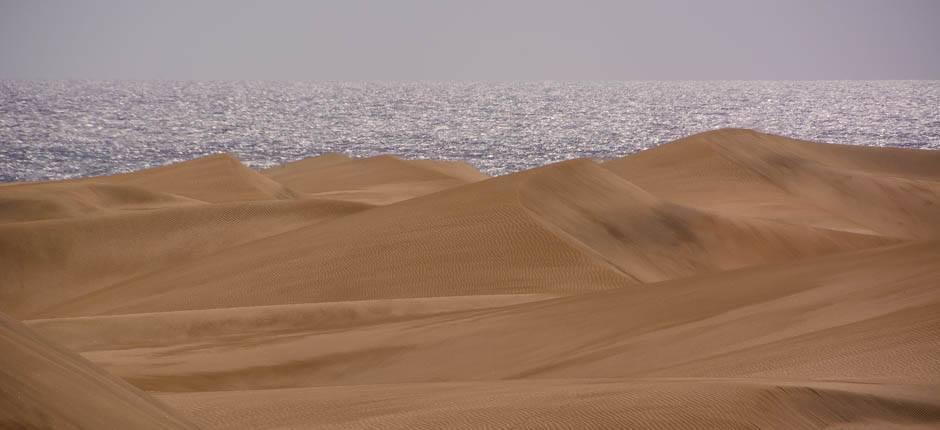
[0,153,300,224]
[520,158,895,283]
[1,197,374,318]
[99,153,300,203]
[604,129,940,238]
[1,128,938,429]
[0,182,205,223]
[263,153,488,204]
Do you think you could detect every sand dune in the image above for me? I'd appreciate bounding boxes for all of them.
[99,153,298,203]
[37,162,630,316]
[406,158,491,182]
[2,128,938,429]
[520,158,894,282]
[1,198,373,318]
[35,157,893,318]
[65,241,939,392]
[0,181,205,223]
[157,379,940,430]
[261,153,352,180]
[604,129,940,237]
[0,153,298,223]
[0,311,195,429]
[263,154,487,204]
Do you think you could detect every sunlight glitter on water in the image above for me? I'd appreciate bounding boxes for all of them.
[1,81,938,182]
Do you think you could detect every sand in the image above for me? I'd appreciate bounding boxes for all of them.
[0,311,196,429]
[262,154,488,204]
[1,129,938,429]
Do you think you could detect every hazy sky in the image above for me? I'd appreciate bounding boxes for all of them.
[1,0,938,80]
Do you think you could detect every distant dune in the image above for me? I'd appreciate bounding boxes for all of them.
[604,129,940,238]
[263,153,488,204]
[2,129,938,429]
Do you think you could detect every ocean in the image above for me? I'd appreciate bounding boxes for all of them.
[1,80,938,182]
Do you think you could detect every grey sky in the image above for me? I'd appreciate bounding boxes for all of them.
[1,0,938,80]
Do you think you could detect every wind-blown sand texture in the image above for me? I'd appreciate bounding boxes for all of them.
[2,129,939,429]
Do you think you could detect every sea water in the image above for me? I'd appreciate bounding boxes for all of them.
[1,80,937,182]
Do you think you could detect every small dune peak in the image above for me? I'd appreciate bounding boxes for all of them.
[0,182,204,223]
[697,127,764,138]
[97,152,299,203]
[137,152,245,172]
[664,128,788,152]
[264,153,486,204]
[263,152,352,174]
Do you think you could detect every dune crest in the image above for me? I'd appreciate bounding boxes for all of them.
[102,153,300,203]
[0,182,205,223]
[0,154,300,223]
[604,129,940,238]
[263,153,488,204]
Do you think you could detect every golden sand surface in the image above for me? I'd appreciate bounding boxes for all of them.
[2,129,938,429]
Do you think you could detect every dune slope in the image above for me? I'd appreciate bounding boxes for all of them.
[36,158,892,318]
[263,154,487,204]
[27,294,553,353]
[66,241,940,392]
[2,129,938,429]
[604,129,940,238]
[0,182,204,223]
[100,153,298,203]
[157,379,940,430]
[36,164,629,316]
[0,153,299,223]
[0,198,372,318]
[520,159,894,283]
[261,153,352,180]
[0,311,195,430]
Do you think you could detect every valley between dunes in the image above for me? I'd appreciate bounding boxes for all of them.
[2,129,939,429]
